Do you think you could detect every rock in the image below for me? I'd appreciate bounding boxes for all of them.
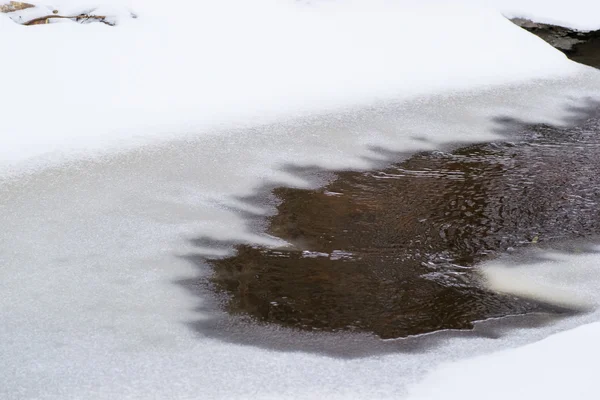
[511,18,585,51]
[2,2,119,26]
[511,18,600,69]
[0,1,34,13]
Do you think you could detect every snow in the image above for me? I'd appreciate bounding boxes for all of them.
[0,0,586,177]
[482,259,598,311]
[492,0,600,31]
[2,1,600,399]
[408,322,600,400]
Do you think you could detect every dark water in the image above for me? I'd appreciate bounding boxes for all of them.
[180,32,600,350]
[512,17,600,69]
[199,111,600,339]
[520,23,600,69]
[569,30,600,68]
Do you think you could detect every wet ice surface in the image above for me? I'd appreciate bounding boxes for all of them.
[3,73,600,399]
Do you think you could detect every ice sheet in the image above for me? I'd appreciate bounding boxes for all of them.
[3,74,600,398]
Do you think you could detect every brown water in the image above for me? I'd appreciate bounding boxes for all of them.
[204,112,600,339]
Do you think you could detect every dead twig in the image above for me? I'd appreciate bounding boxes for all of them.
[24,14,115,26]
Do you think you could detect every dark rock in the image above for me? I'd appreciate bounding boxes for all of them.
[512,18,600,68]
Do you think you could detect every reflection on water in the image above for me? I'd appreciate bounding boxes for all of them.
[207,114,600,339]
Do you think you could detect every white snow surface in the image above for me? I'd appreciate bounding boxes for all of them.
[3,1,600,399]
[0,0,588,176]
[408,321,600,399]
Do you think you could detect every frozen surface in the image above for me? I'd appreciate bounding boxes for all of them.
[492,0,600,31]
[3,1,600,399]
[3,76,600,399]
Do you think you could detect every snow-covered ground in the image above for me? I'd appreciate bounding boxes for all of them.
[2,1,600,399]
[0,0,588,176]
[409,321,600,400]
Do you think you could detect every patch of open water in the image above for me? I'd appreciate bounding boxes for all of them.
[189,104,600,346]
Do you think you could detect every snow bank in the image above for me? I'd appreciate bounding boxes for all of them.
[408,322,600,400]
[0,0,582,177]
[492,0,600,31]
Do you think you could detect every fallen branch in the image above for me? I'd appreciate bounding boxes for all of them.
[24,13,114,26]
